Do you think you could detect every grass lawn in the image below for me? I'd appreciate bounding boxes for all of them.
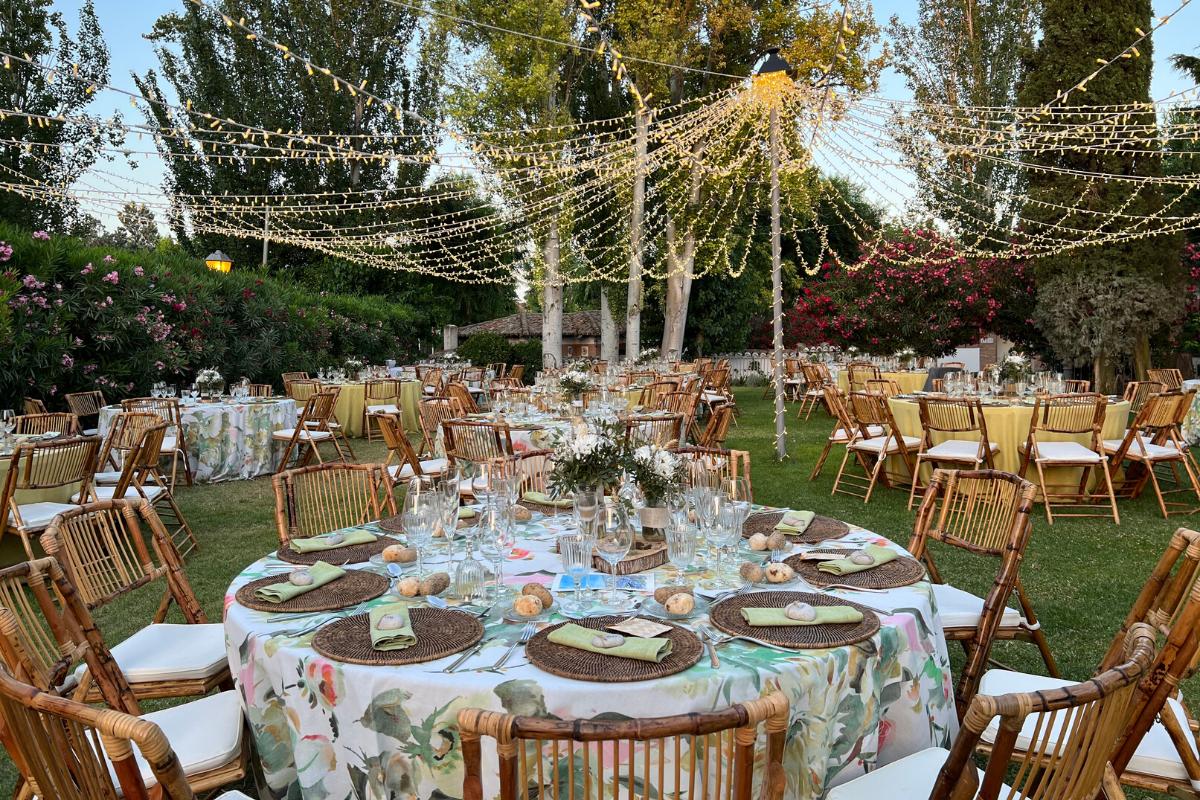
[0,386,1192,797]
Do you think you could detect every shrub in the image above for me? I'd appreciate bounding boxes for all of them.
[456,332,512,367]
[510,340,542,384]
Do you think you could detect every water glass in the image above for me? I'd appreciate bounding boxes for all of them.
[665,520,697,578]
[479,501,516,602]
[595,504,634,609]
[573,486,601,533]
[401,501,437,576]
[1,409,14,437]
[558,531,594,614]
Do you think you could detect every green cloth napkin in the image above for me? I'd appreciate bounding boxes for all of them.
[254,561,345,603]
[740,606,863,626]
[369,602,417,651]
[774,511,815,534]
[458,507,476,519]
[289,529,378,553]
[547,623,673,662]
[524,491,574,508]
[817,544,897,576]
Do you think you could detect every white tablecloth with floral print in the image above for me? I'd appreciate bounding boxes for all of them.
[1182,380,1200,445]
[99,397,297,483]
[224,508,956,800]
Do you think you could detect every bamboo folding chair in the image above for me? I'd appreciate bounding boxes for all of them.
[300,384,356,461]
[661,391,700,443]
[1017,393,1119,524]
[447,382,481,414]
[64,391,105,436]
[827,624,1157,800]
[1,437,99,558]
[847,363,880,392]
[442,419,513,470]
[0,668,253,800]
[0,561,249,797]
[1105,391,1200,517]
[907,397,999,509]
[1063,378,1091,392]
[638,381,676,409]
[459,691,789,800]
[418,396,463,457]
[625,413,685,449]
[810,386,881,482]
[12,412,79,437]
[286,378,321,402]
[1123,380,1164,412]
[490,450,555,497]
[700,368,733,420]
[39,499,227,702]
[864,377,901,397]
[832,392,919,503]
[673,447,752,501]
[508,364,525,385]
[421,367,445,397]
[797,363,830,419]
[909,470,1054,714]
[120,397,193,489]
[975,527,1200,796]
[272,391,346,472]
[246,383,273,397]
[362,378,403,442]
[1149,368,1185,390]
[695,405,733,448]
[377,413,448,484]
[272,463,395,547]
[280,371,309,388]
[95,411,162,480]
[22,398,47,414]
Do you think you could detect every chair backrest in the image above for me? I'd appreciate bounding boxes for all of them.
[97,412,163,471]
[23,398,48,414]
[365,379,402,403]
[847,391,897,433]
[421,368,444,394]
[13,413,79,436]
[639,381,675,408]
[673,447,752,500]
[299,390,340,428]
[929,624,1157,800]
[91,422,165,503]
[459,691,790,800]
[419,397,462,454]
[697,405,733,448]
[4,437,99,498]
[1063,378,1091,392]
[910,469,1036,711]
[822,386,855,434]
[1123,380,1164,412]
[1148,368,1184,390]
[941,361,966,369]
[508,364,526,384]
[273,463,395,545]
[1108,391,1187,464]
[705,367,731,393]
[447,383,479,414]
[625,413,684,449]
[0,661,199,800]
[377,414,426,478]
[1026,393,1106,442]
[443,420,512,465]
[848,363,880,391]
[661,390,697,417]
[247,383,273,397]
[287,379,322,402]
[120,397,182,434]
[40,499,204,621]
[64,391,105,420]
[864,377,900,397]
[917,397,988,437]
[493,450,554,495]
[281,371,309,388]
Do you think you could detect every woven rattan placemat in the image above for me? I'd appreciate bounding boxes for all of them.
[235,569,389,613]
[275,535,400,566]
[526,615,702,682]
[312,607,484,666]
[708,591,880,649]
[783,553,926,589]
[741,511,851,544]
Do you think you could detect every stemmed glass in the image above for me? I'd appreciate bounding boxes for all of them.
[558,530,594,614]
[402,478,438,576]
[665,516,698,582]
[722,477,753,531]
[595,502,634,609]
[479,499,516,602]
[1,409,14,448]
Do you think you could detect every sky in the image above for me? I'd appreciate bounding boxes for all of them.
[49,0,1200,233]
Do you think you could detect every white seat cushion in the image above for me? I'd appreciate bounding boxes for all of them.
[923,439,1000,461]
[423,386,437,395]
[218,793,255,800]
[830,425,885,442]
[73,485,165,503]
[76,623,226,683]
[851,435,921,454]
[367,403,400,415]
[273,428,333,442]
[978,668,1200,784]
[1103,437,1185,461]
[304,420,340,430]
[1026,441,1103,463]
[388,458,449,480]
[160,435,177,454]
[93,470,123,484]
[82,427,99,437]
[702,391,725,403]
[8,502,77,531]
[826,747,1011,799]
[933,583,1025,630]
[133,690,243,787]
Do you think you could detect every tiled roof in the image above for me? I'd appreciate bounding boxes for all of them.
[458,309,623,339]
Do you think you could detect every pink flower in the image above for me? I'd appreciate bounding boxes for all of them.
[133,266,144,277]
[31,231,50,241]
[80,263,94,275]
[0,242,12,262]
[102,255,115,264]
[172,301,187,312]
[102,271,119,285]
[61,354,74,368]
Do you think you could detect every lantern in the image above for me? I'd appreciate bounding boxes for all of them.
[205,250,232,273]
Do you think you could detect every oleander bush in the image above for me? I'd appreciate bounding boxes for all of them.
[456,332,512,369]
[0,223,425,407]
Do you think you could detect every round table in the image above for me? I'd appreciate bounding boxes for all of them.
[1181,380,1200,445]
[224,510,956,800]
[887,397,1130,484]
[99,398,297,483]
[837,370,929,394]
[322,380,422,437]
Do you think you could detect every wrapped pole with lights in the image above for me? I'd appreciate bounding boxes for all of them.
[205,249,232,273]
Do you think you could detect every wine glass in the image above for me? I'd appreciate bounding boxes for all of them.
[595,502,634,609]
[478,499,516,602]
[558,530,594,614]
[402,479,438,576]
[722,476,753,529]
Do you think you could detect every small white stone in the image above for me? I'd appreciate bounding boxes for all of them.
[591,633,625,649]
[785,602,818,622]
[288,570,314,586]
[323,532,346,545]
[376,613,407,631]
[850,552,875,566]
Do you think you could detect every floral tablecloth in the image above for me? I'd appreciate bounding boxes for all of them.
[224,510,956,800]
[1182,380,1200,445]
[99,398,297,483]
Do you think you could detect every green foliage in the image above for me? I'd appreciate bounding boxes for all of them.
[510,340,543,384]
[0,223,422,407]
[456,332,512,367]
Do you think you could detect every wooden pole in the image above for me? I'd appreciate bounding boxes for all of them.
[626,107,647,361]
[770,104,787,460]
[542,219,563,369]
[261,205,270,268]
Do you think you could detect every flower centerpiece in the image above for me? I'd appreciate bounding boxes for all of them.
[195,367,224,399]
[547,424,626,497]
[343,358,364,381]
[627,444,684,539]
[997,352,1029,394]
[635,347,660,366]
[896,347,916,369]
[557,369,594,402]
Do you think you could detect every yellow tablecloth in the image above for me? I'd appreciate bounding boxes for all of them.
[887,398,1131,484]
[837,370,929,393]
[326,380,421,437]
[0,451,81,505]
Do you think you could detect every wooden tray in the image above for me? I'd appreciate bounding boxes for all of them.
[593,541,668,575]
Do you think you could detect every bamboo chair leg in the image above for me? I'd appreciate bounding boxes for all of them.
[1100,460,1121,524]
[1146,464,1170,519]
[863,456,886,504]
[907,455,927,510]
[810,439,835,481]
[1035,460,1055,525]
[181,444,194,486]
[830,448,854,496]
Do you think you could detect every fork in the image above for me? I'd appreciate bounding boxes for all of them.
[707,583,752,604]
[480,622,536,671]
[699,624,796,654]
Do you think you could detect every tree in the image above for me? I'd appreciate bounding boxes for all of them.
[1017,0,1183,389]
[0,0,117,231]
[889,0,1037,247]
[105,202,160,251]
[1167,50,1200,244]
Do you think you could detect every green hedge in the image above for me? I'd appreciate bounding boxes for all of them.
[0,223,425,407]
[454,333,540,384]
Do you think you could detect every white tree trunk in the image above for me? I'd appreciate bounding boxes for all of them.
[600,286,618,363]
[625,109,648,361]
[769,105,787,460]
[661,145,703,360]
[542,219,563,369]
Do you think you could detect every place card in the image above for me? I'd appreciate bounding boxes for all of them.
[606,617,672,639]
